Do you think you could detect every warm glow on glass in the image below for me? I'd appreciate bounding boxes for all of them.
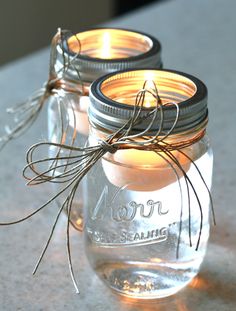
[76,218,83,227]
[101,70,197,106]
[67,29,153,59]
[68,96,90,135]
[86,70,210,299]
[119,294,190,310]
[144,72,157,107]
[143,100,152,108]
[101,32,111,58]
[99,70,197,191]
[102,148,191,191]
[144,71,155,82]
[189,276,209,290]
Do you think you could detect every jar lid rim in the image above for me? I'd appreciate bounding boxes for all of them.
[89,68,208,135]
[54,28,162,83]
[62,27,162,64]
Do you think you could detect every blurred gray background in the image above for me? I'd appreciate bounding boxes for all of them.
[0,0,160,66]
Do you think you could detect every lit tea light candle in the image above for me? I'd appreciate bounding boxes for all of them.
[89,69,201,191]
[100,32,111,59]
[67,28,157,59]
[101,80,191,191]
[64,29,162,136]
[143,73,158,107]
[102,148,191,191]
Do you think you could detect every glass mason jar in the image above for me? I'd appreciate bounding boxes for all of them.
[47,28,162,230]
[85,69,213,299]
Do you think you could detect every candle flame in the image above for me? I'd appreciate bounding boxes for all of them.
[143,72,156,107]
[101,32,111,59]
[144,100,152,108]
[144,71,155,85]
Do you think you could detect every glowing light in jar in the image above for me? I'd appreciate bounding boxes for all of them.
[143,71,157,108]
[101,32,111,59]
[102,148,191,191]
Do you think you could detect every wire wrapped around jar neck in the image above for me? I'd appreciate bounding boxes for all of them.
[46,28,85,95]
[89,118,208,150]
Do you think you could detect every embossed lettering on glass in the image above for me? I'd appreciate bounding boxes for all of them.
[85,69,214,299]
[47,28,162,230]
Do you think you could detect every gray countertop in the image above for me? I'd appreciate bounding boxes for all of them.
[0,0,235,310]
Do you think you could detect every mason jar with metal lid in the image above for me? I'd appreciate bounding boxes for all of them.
[84,69,213,299]
[47,28,162,230]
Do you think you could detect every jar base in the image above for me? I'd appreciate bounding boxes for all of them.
[95,261,200,299]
